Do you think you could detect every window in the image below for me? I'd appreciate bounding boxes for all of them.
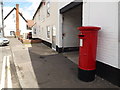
[12,14,15,19]
[47,26,50,39]
[39,26,40,32]
[10,31,15,36]
[34,28,36,34]
[52,25,56,36]
[26,25,32,30]
[46,1,50,17]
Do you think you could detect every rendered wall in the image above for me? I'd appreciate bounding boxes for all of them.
[33,1,59,45]
[4,10,16,36]
[33,1,81,47]
[32,14,39,38]
[19,16,31,34]
[118,1,120,68]
[0,3,2,28]
[83,2,119,68]
[4,9,28,37]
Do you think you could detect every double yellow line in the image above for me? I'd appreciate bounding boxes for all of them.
[0,56,12,89]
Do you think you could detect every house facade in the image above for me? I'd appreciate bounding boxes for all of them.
[33,0,120,86]
[32,1,59,50]
[4,6,31,38]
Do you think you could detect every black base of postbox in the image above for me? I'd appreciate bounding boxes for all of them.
[78,68,96,82]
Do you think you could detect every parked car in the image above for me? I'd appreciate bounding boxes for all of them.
[0,37,10,46]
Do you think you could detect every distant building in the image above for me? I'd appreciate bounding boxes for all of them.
[33,0,120,87]
[4,5,32,38]
[26,20,34,30]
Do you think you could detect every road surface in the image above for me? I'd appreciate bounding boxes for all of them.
[0,45,21,89]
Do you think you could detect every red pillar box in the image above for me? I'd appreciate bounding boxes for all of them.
[77,26,101,82]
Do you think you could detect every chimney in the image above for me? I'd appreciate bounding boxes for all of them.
[16,4,20,37]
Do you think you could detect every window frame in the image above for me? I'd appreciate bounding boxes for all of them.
[46,26,50,39]
[33,28,37,35]
[46,1,50,17]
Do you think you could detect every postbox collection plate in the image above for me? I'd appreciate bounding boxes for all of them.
[80,39,83,47]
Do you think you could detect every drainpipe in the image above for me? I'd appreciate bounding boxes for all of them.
[16,4,20,37]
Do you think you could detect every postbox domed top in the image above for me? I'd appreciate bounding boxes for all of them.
[77,26,101,31]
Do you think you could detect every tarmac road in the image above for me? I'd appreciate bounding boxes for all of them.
[0,45,21,89]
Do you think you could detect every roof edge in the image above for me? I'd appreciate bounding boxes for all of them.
[32,0,44,20]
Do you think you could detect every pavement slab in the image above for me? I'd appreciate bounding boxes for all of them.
[9,38,39,88]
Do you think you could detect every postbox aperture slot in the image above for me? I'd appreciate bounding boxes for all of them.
[79,35,85,37]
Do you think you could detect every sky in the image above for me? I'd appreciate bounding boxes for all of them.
[3,0,41,20]
[3,0,118,20]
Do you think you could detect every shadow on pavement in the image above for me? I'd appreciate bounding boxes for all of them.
[28,43,119,88]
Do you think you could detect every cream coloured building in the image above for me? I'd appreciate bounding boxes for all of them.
[32,0,120,87]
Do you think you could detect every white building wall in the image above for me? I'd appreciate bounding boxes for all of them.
[33,10,41,39]
[58,0,74,9]
[37,9,41,38]
[33,1,59,45]
[83,2,119,68]
[118,2,120,68]
[33,1,77,47]
[33,1,120,69]
[4,10,16,37]
[19,16,28,34]
[4,9,28,37]
[33,1,81,47]
[0,3,2,28]
[32,16,37,38]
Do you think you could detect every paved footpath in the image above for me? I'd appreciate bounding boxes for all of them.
[9,38,119,88]
[9,38,39,88]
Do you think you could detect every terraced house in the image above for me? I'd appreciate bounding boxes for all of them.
[32,0,120,87]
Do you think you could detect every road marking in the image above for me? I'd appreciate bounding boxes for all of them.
[0,56,12,89]
[0,56,6,89]
[7,56,12,88]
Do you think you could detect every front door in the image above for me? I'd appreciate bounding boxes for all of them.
[52,25,56,50]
